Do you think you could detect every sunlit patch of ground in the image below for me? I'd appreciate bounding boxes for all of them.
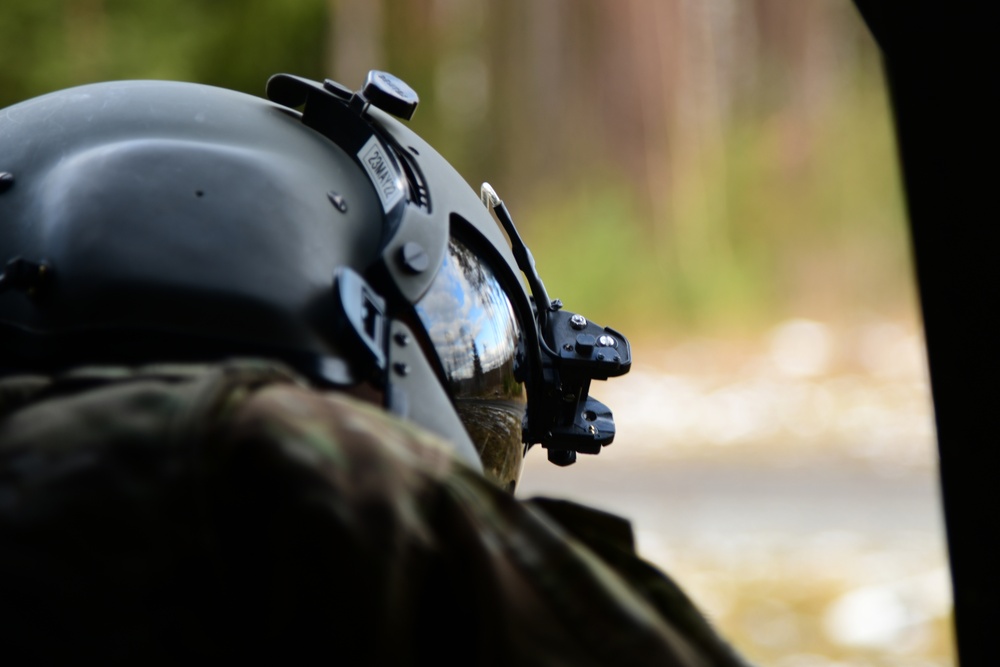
[640,532,952,667]
[518,318,953,666]
[613,318,934,468]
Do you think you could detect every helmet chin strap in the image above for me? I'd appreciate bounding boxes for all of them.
[481,183,633,467]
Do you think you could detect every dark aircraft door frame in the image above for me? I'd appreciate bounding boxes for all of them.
[851,2,998,665]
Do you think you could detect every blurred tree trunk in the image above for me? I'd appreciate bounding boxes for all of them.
[322,0,869,252]
[327,0,384,86]
[66,0,108,83]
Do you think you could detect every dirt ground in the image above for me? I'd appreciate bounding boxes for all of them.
[517,320,953,667]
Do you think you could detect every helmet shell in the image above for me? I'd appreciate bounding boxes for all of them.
[0,81,385,369]
[0,75,545,482]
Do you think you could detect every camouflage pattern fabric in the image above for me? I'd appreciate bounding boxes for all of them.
[0,360,751,666]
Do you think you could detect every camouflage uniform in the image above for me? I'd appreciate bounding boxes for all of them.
[0,360,750,666]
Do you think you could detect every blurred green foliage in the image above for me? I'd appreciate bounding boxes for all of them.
[0,0,327,104]
[0,1,910,338]
[527,76,908,338]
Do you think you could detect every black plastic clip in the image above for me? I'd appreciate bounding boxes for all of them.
[479,182,634,467]
[537,311,631,465]
[332,267,387,383]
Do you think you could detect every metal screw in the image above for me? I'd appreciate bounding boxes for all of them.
[597,334,617,348]
[563,343,574,352]
[399,242,430,274]
[393,362,410,376]
[327,191,348,213]
[549,299,563,311]
[0,172,14,194]
[394,331,411,346]
[569,314,587,330]
[597,353,605,360]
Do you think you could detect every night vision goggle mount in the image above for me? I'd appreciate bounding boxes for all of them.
[267,70,632,468]
[481,185,632,466]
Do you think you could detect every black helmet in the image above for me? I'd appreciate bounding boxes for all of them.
[0,72,631,491]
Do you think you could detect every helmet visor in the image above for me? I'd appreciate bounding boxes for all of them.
[414,237,527,490]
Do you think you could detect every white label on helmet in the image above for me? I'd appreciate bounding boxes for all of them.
[358,135,405,212]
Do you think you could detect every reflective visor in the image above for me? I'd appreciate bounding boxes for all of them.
[414,237,527,490]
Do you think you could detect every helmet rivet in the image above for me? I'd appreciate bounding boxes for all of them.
[393,362,411,376]
[569,314,588,330]
[327,191,348,213]
[597,334,618,348]
[399,242,430,274]
[0,172,14,193]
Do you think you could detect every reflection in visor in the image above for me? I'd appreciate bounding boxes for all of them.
[415,237,527,490]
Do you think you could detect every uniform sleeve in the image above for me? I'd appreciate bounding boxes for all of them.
[212,384,751,666]
[0,367,749,665]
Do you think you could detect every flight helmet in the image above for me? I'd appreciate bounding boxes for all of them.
[0,71,632,491]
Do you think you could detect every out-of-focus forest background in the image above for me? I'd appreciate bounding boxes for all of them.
[0,0,910,336]
[1,2,949,666]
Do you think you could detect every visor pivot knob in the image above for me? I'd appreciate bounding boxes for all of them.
[361,71,419,121]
